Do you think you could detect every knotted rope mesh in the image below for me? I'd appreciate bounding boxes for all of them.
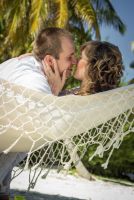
[0,79,134,189]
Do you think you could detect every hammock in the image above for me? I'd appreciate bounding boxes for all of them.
[0,79,134,176]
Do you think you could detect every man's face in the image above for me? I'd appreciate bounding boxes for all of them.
[56,37,76,78]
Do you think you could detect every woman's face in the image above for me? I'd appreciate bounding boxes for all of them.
[74,50,88,81]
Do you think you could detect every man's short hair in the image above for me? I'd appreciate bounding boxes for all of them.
[33,27,73,60]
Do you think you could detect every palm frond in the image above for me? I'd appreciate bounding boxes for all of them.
[71,0,100,39]
[2,0,27,43]
[40,0,49,22]
[91,0,126,34]
[30,0,43,34]
[54,0,69,28]
[8,9,21,38]
[0,0,14,12]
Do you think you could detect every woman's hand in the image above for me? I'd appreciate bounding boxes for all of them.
[42,59,67,96]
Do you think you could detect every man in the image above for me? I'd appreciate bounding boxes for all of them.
[0,27,76,200]
[0,27,76,95]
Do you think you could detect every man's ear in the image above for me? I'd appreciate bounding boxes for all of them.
[43,55,54,67]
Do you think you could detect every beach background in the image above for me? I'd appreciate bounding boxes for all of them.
[11,169,134,200]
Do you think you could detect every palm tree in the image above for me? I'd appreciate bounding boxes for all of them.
[0,0,126,60]
[90,0,126,34]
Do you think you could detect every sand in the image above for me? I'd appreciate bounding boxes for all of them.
[10,169,134,200]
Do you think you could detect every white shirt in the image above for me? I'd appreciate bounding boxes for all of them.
[0,56,52,94]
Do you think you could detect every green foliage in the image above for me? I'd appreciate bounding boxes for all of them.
[73,111,134,181]
[82,131,134,181]
[14,195,26,200]
[130,61,134,69]
[128,78,134,85]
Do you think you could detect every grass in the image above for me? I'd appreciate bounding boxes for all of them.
[11,196,26,200]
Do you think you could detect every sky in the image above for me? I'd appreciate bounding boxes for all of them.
[100,0,134,82]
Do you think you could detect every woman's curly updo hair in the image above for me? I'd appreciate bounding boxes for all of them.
[77,41,123,95]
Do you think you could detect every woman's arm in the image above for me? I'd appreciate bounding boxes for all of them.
[42,59,67,96]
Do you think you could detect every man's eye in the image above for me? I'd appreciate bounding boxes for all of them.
[67,57,72,61]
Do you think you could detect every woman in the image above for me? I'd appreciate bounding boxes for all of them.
[74,40,123,95]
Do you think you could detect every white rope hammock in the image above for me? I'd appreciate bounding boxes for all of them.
[0,79,134,176]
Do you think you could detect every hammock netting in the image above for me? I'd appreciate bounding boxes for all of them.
[0,79,134,189]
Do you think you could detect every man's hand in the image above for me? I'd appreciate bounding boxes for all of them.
[42,59,67,96]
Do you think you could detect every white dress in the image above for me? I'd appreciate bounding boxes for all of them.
[0,56,52,194]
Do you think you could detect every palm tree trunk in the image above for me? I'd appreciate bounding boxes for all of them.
[64,139,96,180]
